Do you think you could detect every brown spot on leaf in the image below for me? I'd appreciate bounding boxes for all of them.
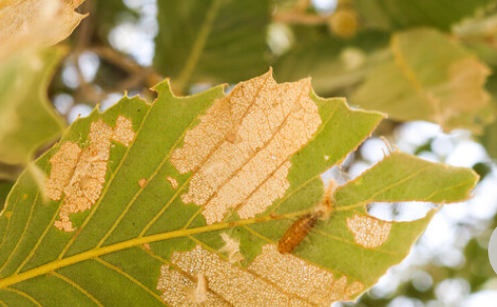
[46,117,135,232]
[45,142,82,201]
[138,178,147,188]
[112,116,135,146]
[166,177,178,190]
[171,72,322,224]
[157,244,363,306]
[347,214,392,249]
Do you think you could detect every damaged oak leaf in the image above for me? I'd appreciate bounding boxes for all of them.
[352,28,494,134]
[0,71,477,306]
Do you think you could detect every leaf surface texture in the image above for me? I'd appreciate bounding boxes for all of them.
[0,72,478,306]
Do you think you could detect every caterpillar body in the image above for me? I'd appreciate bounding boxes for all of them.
[277,180,336,254]
[277,211,323,254]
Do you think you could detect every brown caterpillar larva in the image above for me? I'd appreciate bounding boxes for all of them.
[277,211,323,254]
[277,180,336,254]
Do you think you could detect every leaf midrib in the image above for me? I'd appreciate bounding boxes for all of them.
[0,214,286,289]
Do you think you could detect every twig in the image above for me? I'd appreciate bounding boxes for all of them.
[90,45,162,88]
[72,0,100,104]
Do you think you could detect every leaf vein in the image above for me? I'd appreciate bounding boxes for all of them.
[57,105,155,259]
[52,271,104,307]
[143,246,235,306]
[14,206,61,275]
[0,192,21,270]
[0,193,39,275]
[141,72,273,236]
[3,287,42,307]
[96,98,212,247]
[94,257,166,305]
[189,236,319,306]
[336,163,435,211]
[184,77,312,229]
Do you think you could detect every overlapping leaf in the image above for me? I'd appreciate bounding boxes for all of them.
[0,47,66,166]
[273,30,390,96]
[0,72,477,306]
[352,28,495,134]
[0,0,83,180]
[353,0,494,32]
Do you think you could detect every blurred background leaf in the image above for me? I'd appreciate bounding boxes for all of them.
[273,30,390,95]
[353,0,495,32]
[154,0,271,93]
[0,182,14,212]
[0,47,66,166]
[351,28,494,134]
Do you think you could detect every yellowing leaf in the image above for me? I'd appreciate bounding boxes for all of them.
[0,71,477,306]
[0,0,85,58]
[352,28,494,133]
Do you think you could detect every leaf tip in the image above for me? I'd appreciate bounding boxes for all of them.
[151,77,173,95]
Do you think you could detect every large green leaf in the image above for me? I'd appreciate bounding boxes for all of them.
[0,72,477,306]
[0,47,66,165]
[154,0,270,93]
[351,28,494,134]
[353,0,494,32]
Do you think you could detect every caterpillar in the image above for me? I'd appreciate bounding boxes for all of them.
[277,180,335,254]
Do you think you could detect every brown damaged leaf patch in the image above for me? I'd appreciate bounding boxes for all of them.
[347,214,392,249]
[171,71,322,224]
[45,116,135,232]
[157,244,364,306]
[167,176,178,189]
